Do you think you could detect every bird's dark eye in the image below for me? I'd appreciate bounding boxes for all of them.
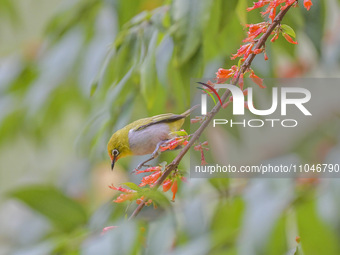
[112,149,119,156]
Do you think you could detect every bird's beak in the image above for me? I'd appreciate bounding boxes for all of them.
[111,155,117,170]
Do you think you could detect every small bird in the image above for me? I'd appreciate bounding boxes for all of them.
[107,105,198,170]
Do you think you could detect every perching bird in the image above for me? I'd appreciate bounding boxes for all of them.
[107,105,198,170]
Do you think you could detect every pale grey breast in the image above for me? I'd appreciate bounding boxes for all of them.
[128,123,171,155]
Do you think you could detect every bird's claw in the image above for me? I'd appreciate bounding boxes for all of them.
[134,162,152,172]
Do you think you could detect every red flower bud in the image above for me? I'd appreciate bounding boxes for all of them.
[171,180,178,201]
[162,179,173,192]
[216,68,234,79]
[304,0,313,11]
[271,33,279,42]
[114,193,136,203]
[250,71,266,88]
[283,33,298,44]
[295,236,301,243]
[101,226,118,235]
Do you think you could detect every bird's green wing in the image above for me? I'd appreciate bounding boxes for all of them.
[135,113,185,131]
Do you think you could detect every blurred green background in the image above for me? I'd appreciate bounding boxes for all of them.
[1,0,340,254]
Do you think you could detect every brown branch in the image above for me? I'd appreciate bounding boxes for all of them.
[128,2,296,220]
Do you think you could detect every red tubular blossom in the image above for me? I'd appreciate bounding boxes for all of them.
[253,48,263,54]
[191,118,201,124]
[134,166,161,175]
[109,185,134,193]
[281,0,296,10]
[304,0,313,11]
[200,149,207,165]
[139,170,162,187]
[261,0,283,16]
[160,137,188,152]
[216,68,234,79]
[244,23,267,42]
[250,71,266,88]
[247,0,270,11]
[162,179,173,192]
[271,33,279,42]
[231,43,254,60]
[269,7,276,22]
[181,176,188,183]
[283,33,298,44]
[136,196,153,206]
[171,180,178,201]
[296,236,301,243]
[114,193,136,203]
[101,226,118,235]
[264,52,268,60]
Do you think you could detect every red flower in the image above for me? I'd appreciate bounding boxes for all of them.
[200,149,207,165]
[139,170,162,187]
[231,43,254,60]
[295,236,301,243]
[264,52,268,60]
[247,0,270,12]
[304,0,312,11]
[216,68,233,79]
[109,185,134,193]
[253,48,263,54]
[136,196,152,206]
[283,33,298,44]
[249,71,266,88]
[134,166,161,175]
[171,180,178,201]
[191,116,203,124]
[162,179,173,192]
[269,7,276,22]
[243,23,267,42]
[101,226,118,235]
[114,193,137,203]
[160,137,188,152]
[271,33,279,42]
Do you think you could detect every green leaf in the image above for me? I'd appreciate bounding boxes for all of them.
[170,130,188,136]
[211,197,244,249]
[140,30,159,109]
[172,0,213,64]
[156,34,174,87]
[9,185,87,232]
[281,24,296,38]
[296,198,340,255]
[122,182,142,192]
[236,0,247,25]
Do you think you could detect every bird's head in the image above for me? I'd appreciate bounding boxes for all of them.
[107,130,131,170]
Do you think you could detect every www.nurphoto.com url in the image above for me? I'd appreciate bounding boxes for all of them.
[194,163,340,175]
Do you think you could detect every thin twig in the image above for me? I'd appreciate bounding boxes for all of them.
[128,2,296,220]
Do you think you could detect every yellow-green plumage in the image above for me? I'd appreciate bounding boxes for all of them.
[107,106,197,168]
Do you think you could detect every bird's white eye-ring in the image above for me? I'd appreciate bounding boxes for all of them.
[112,149,119,157]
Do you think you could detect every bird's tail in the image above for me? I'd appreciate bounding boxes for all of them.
[181,104,200,117]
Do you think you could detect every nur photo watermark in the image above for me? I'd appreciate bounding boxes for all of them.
[190,78,340,178]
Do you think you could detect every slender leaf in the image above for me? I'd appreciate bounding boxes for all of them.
[281,24,296,38]
[9,185,87,232]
